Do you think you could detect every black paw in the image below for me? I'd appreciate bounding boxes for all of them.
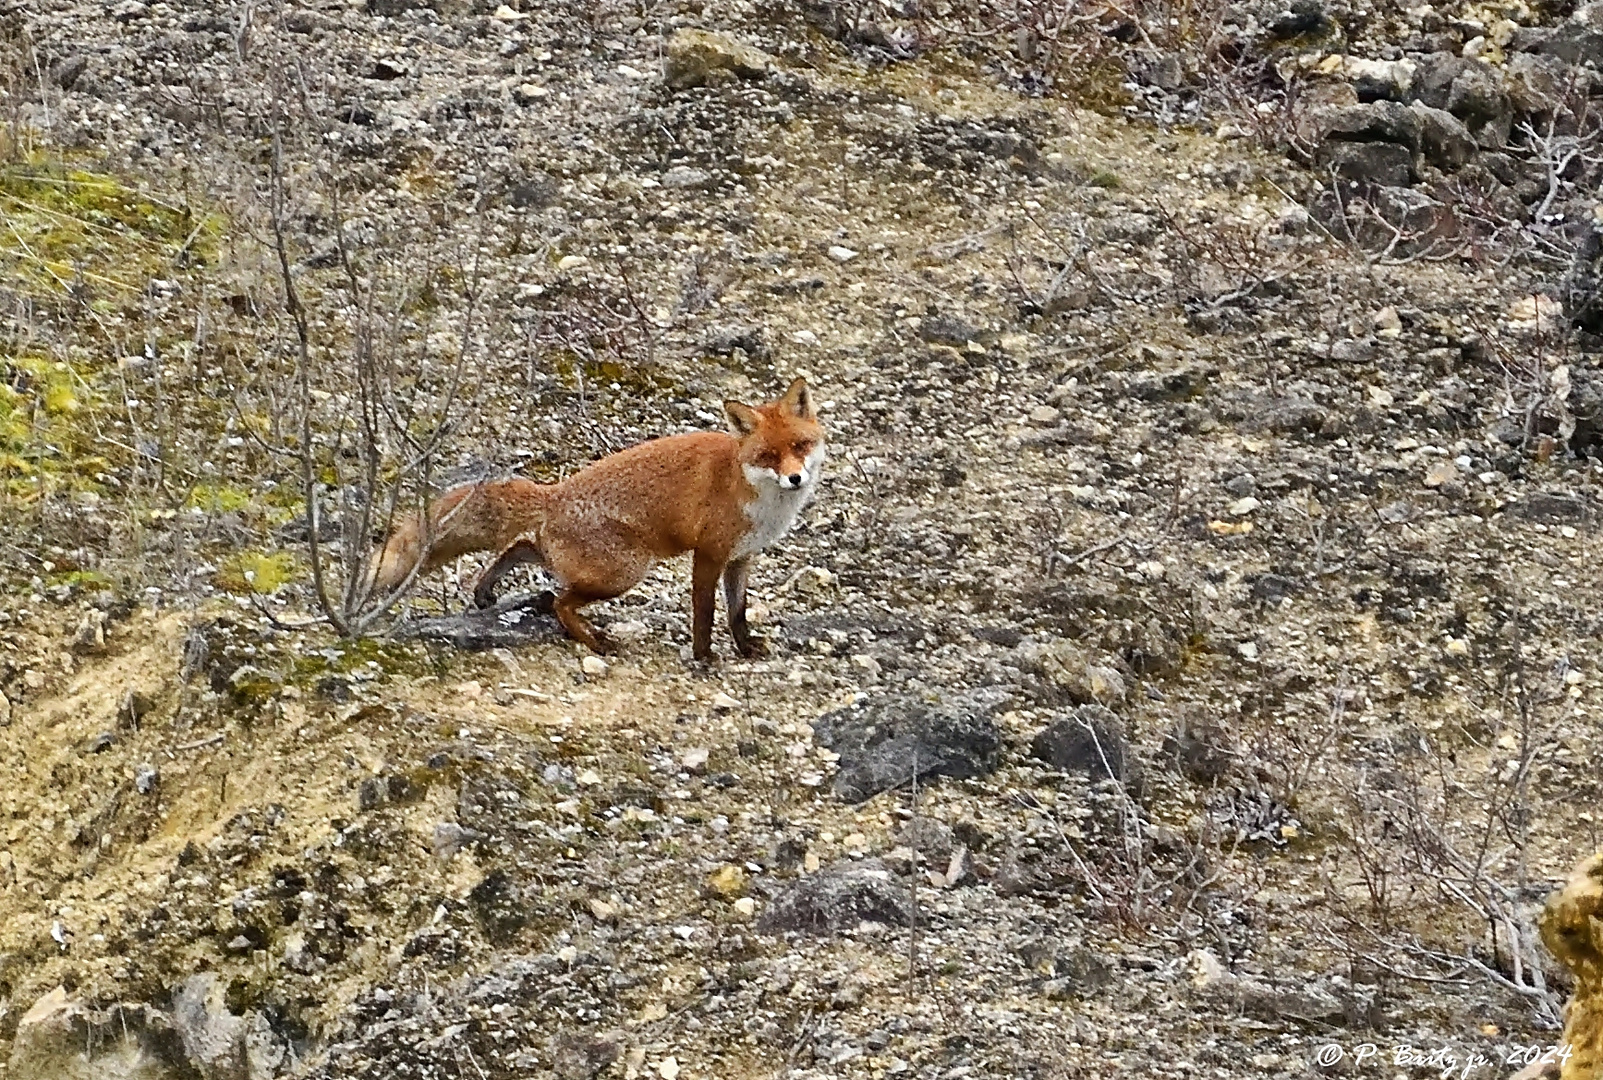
[735,635,771,659]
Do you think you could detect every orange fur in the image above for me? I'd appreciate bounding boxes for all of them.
[367,379,826,660]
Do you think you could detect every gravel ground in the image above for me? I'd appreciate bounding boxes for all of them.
[2,0,1601,1077]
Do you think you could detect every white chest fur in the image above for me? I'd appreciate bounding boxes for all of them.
[733,446,824,560]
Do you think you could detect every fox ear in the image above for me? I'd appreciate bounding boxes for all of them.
[781,377,814,419]
[724,400,760,437]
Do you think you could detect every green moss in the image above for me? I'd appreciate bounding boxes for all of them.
[287,637,435,682]
[215,550,300,595]
[1088,169,1123,189]
[1,354,112,499]
[46,569,114,591]
[0,155,223,513]
[187,484,256,514]
[0,158,219,302]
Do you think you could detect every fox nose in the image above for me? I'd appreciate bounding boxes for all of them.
[786,473,803,488]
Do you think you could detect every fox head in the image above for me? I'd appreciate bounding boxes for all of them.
[725,378,826,493]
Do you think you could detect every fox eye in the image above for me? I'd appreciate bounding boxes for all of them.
[792,441,813,456]
[756,452,780,469]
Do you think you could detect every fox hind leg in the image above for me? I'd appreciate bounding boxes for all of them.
[552,588,620,655]
[543,533,652,655]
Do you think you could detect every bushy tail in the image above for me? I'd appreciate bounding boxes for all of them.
[365,479,541,598]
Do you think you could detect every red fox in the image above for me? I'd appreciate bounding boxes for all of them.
[367,378,826,660]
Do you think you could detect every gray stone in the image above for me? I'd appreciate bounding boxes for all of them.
[1537,3,1603,66]
[172,973,248,1080]
[755,859,913,934]
[1318,140,1413,186]
[1505,52,1579,114]
[1411,104,1476,170]
[811,687,1007,803]
[1309,101,1421,150]
[1030,705,1135,784]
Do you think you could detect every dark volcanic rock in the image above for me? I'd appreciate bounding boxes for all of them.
[1310,101,1421,148]
[1030,705,1133,783]
[1537,3,1603,66]
[1413,105,1476,170]
[755,858,913,934]
[394,591,563,651]
[811,687,1008,803]
[1317,140,1412,186]
[1408,52,1470,111]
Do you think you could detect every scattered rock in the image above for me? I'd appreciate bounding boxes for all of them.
[1030,705,1136,785]
[432,821,484,859]
[664,29,773,89]
[1318,140,1412,186]
[705,864,747,899]
[755,858,913,934]
[171,973,249,1080]
[810,687,1008,803]
[897,816,956,862]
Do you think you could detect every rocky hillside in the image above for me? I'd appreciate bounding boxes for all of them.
[3,0,1603,1077]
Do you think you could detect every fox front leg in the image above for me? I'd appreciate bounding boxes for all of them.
[471,536,543,610]
[723,559,767,658]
